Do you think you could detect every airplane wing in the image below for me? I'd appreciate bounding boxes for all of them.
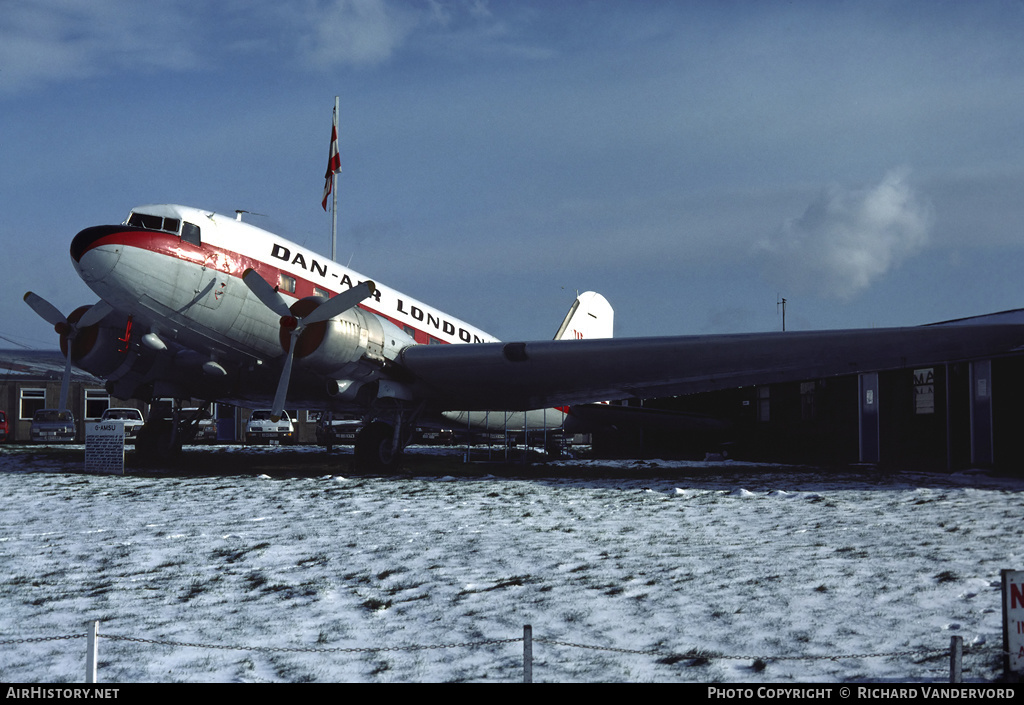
[0,349,102,385]
[398,317,1024,411]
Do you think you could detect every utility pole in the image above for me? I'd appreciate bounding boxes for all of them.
[777,295,787,332]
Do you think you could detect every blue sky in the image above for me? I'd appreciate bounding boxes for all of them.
[3,0,1024,349]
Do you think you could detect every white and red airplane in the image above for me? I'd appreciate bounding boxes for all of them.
[24,204,612,464]
[23,203,1024,466]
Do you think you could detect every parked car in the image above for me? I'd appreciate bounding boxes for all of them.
[415,426,456,445]
[245,410,295,445]
[315,414,361,445]
[30,409,76,443]
[0,411,7,442]
[180,407,217,444]
[100,407,145,442]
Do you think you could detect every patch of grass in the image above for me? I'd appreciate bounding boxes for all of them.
[180,579,209,602]
[658,649,717,667]
[361,597,392,612]
[467,574,535,592]
[211,541,271,564]
[297,553,329,568]
[244,571,268,591]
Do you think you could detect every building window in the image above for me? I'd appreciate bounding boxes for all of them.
[85,389,110,420]
[20,388,45,420]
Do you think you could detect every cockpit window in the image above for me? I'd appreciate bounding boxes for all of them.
[182,222,201,246]
[127,212,181,235]
[128,213,162,230]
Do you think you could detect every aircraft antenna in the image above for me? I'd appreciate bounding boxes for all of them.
[235,210,267,222]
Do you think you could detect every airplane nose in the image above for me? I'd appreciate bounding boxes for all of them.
[71,225,125,263]
[71,226,122,282]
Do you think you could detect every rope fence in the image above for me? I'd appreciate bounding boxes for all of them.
[0,623,1013,683]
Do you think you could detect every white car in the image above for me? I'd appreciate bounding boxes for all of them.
[100,408,145,442]
[245,410,295,445]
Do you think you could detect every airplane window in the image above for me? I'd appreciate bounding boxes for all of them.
[278,273,296,294]
[182,222,201,246]
[127,213,182,235]
[314,287,330,299]
[128,213,164,230]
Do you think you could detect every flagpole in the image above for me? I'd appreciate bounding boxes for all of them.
[331,95,339,263]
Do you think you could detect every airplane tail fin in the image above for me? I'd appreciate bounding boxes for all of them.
[554,291,613,340]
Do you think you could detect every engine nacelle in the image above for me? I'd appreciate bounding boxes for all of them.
[289,299,416,382]
[61,306,132,378]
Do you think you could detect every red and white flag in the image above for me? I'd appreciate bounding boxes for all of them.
[322,106,341,210]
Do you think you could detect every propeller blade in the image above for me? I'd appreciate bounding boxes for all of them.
[303,281,376,326]
[58,351,72,411]
[242,268,292,319]
[271,332,298,421]
[77,300,114,328]
[24,292,68,328]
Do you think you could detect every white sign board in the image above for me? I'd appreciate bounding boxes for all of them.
[85,421,125,475]
[1003,569,1024,676]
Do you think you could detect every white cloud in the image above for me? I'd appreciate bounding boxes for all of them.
[758,169,932,300]
[298,0,419,68]
[0,0,198,93]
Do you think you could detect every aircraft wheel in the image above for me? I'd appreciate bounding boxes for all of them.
[354,421,402,470]
[135,420,181,465]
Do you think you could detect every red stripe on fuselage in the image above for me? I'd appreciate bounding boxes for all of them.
[72,227,446,346]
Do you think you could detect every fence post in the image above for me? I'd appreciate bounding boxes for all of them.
[86,621,99,684]
[523,624,533,683]
[949,635,962,684]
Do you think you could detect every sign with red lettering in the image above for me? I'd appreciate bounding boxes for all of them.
[1003,569,1024,675]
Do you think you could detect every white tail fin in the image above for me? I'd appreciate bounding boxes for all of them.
[554,291,613,340]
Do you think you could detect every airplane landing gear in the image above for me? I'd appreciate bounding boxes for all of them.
[134,402,209,465]
[354,421,403,470]
[135,419,181,464]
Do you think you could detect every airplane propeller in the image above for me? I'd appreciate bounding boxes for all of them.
[23,292,113,411]
[241,269,375,420]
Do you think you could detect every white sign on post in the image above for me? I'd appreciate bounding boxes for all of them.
[85,421,125,475]
[1003,569,1024,677]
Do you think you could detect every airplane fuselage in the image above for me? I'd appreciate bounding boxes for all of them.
[68,204,563,432]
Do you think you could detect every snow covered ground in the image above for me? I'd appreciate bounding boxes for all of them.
[0,444,1021,683]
